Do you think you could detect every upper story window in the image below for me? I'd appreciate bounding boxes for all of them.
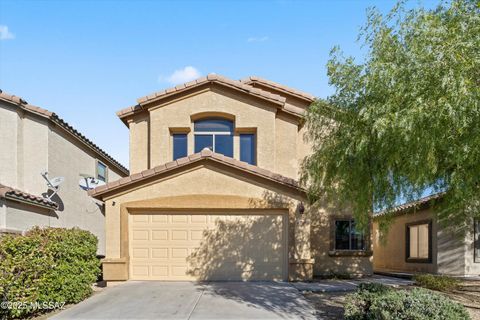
[172,134,188,160]
[97,161,108,182]
[334,219,365,250]
[194,118,233,157]
[240,134,256,165]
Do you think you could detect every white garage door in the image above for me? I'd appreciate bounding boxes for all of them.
[129,212,286,281]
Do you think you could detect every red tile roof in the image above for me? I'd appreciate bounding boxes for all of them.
[375,193,444,217]
[0,183,59,209]
[116,74,312,124]
[0,90,129,176]
[89,148,304,198]
[240,76,316,102]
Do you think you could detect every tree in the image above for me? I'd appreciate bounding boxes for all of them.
[302,0,480,232]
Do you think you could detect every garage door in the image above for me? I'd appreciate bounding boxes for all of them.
[129,212,286,281]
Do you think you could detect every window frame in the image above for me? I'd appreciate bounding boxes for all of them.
[333,219,366,251]
[172,133,188,160]
[239,133,256,165]
[96,160,108,183]
[405,219,433,263]
[194,118,234,156]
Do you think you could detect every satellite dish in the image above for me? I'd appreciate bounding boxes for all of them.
[41,172,65,200]
[79,175,106,191]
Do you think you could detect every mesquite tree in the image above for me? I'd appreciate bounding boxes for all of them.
[302,0,480,233]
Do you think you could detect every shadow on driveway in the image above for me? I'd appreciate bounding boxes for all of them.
[51,281,316,320]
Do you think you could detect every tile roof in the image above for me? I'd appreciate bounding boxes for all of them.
[0,90,129,176]
[375,193,444,217]
[116,74,300,122]
[89,148,304,198]
[0,183,59,209]
[240,76,316,102]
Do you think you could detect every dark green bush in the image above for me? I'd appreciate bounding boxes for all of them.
[345,282,470,320]
[414,273,460,292]
[0,227,100,319]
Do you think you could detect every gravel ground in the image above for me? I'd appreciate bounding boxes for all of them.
[303,292,346,320]
[303,281,480,320]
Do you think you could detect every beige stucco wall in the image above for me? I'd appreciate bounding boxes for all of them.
[101,162,321,280]
[128,85,311,180]
[373,208,480,276]
[0,102,19,188]
[129,113,149,174]
[0,102,126,255]
[463,222,480,275]
[310,202,373,277]
[103,164,304,258]
[373,209,438,274]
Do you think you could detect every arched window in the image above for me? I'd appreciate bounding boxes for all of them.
[194,118,233,157]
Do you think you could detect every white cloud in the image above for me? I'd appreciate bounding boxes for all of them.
[0,25,15,40]
[247,36,269,43]
[160,66,201,85]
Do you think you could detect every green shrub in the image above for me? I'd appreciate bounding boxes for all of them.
[414,273,460,292]
[345,282,470,320]
[0,227,100,319]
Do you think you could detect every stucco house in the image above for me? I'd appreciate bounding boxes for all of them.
[89,74,373,283]
[373,194,480,277]
[0,90,129,255]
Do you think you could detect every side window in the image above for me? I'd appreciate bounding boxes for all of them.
[240,134,256,165]
[334,219,365,250]
[97,161,108,182]
[475,219,480,263]
[173,134,188,160]
[406,221,432,262]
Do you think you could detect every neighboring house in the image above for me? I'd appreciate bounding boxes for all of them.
[89,74,373,283]
[373,194,480,277]
[0,91,129,256]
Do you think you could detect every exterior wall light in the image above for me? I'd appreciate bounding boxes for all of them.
[299,202,305,214]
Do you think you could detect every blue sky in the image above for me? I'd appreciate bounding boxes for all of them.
[0,0,437,167]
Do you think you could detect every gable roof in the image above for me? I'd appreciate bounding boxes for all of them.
[89,148,304,199]
[240,76,316,102]
[0,90,129,176]
[116,74,313,125]
[0,183,59,210]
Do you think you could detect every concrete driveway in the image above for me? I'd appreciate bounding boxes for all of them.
[51,281,316,320]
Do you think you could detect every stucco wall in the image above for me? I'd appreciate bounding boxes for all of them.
[373,209,438,274]
[102,162,330,280]
[20,115,50,195]
[103,164,303,258]
[373,208,480,276]
[0,102,19,188]
[128,85,311,180]
[0,103,126,255]
[129,113,149,174]
[310,202,373,277]
[46,126,123,255]
[463,223,480,275]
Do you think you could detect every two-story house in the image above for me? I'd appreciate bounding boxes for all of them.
[0,91,129,255]
[90,74,373,282]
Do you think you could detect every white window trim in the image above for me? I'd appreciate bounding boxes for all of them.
[194,131,232,153]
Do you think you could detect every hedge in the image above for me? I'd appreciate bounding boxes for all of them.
[345,283,470,320]
[0,227,100,319]
[414,274,460,292]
